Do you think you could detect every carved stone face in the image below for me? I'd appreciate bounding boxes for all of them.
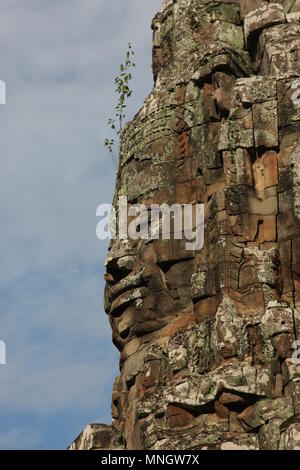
[103,79,220,354]
[104,0,298,356]
[104,194,200,354]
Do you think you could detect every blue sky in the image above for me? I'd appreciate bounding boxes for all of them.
[0,0,162,449]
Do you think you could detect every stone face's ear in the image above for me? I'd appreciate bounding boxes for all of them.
[214,87,233,116]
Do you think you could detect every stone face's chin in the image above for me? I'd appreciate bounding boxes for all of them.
[70,0,300,451]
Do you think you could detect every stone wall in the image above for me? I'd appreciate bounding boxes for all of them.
[70,0,300,450]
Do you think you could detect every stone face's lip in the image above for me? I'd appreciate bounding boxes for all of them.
[110,287,148,317]
[108,269,145,303]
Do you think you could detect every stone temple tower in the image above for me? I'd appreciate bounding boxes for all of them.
[70,0,300,450]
